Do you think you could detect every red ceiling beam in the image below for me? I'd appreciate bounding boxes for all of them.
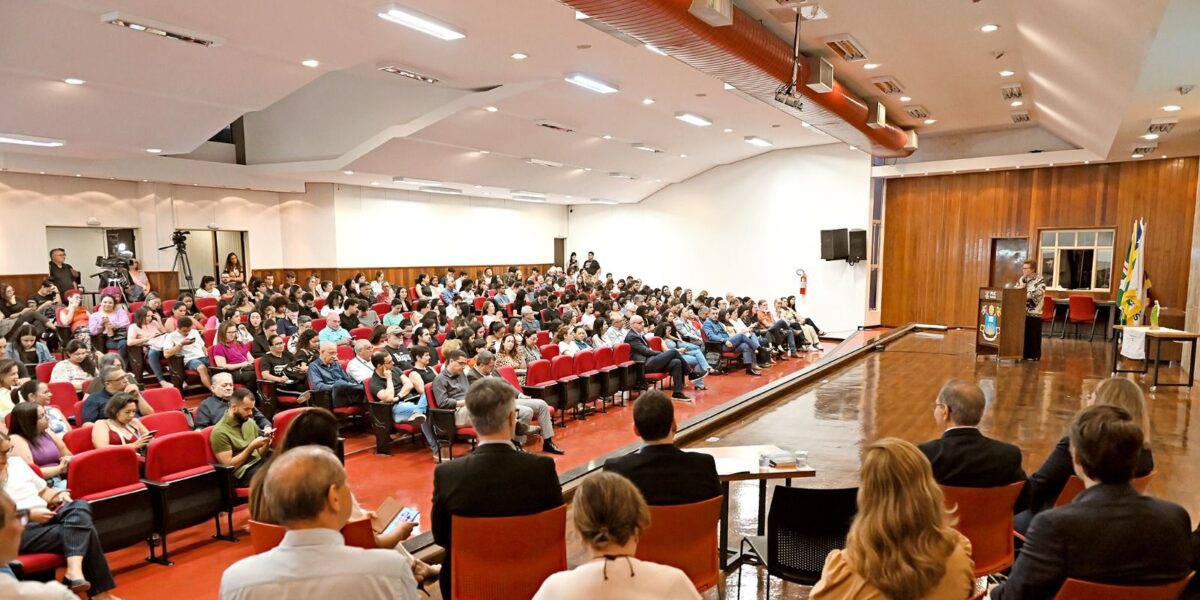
[563,0,914,157]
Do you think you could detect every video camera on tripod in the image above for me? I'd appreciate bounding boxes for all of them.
[160,229,196,293]
[92,250,134,294]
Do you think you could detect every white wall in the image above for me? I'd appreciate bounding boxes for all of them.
[568,144,873,334]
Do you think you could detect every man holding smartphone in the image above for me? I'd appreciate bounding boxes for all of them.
[211,389,271,487]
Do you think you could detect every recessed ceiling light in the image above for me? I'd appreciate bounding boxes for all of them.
[1131,153,1144,158]
[679,154,688,158]
[644,44,668,56]
[1161,154,1167,158]
[674,112,712,127]
[655,179,662,183]
[723,83,735,91]
[641,98,655,105]
[63,78,85,85]
[801,122,812,128]
[510,52,528,60]
[300,59,320,68]
[722,128,733,133]
[477,150,490,154]
[1162,105,1182,112]
[484,106,498,112]
[849,145,858,151]
[1048,163,1055,167]
[564,73,619,94]
[924,118,937,124]
[985,168,990,171]
[632,143,662,153]
[863,63,880,70]
[39,171,45,175]
[583,167,592,171]
[601,134,612,140]
[475,185,482,188]
[376,4,466,41]
[1142,133,1159,140]
[980,24,1000,32]
[370,181,380,185]
[609,172,638,180]
[575,10,590,20]
[75,174,81,177]
[899,96,912,102]
[1084,161,1090,164]
[744,136,773,147]
[343,170,354,175]
[0,133,65,148]
[145,148,162,153]
[1010,100,1023,107]
[999,70,1015,77]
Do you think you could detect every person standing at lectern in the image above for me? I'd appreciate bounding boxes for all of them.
[1016,259,1046,360]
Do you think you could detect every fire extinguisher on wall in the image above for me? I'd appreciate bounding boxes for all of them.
[796,268,808,297]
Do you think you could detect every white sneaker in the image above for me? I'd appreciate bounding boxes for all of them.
[409,413,427,424]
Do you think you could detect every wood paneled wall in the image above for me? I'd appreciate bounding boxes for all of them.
[0,263,553,303]
[882,158,1199,327]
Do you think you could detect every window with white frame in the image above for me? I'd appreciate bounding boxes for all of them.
[1038,229,1116,291]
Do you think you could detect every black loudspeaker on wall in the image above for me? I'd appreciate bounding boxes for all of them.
[820,228,849,261]
[847,229,867,264]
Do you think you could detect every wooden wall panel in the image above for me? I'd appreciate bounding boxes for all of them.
[882,158,1199,327]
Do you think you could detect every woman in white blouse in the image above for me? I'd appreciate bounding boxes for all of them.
[533,472,700,600]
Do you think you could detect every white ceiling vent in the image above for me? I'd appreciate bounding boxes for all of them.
[1001,83,1023,101]
[903,105,930,120]
[1147,117,1178,134]
[1010,111,1031,124]
[533,120,575,134]
[689,0,734,27]
[870,76,905,95]
[824,34,868,62]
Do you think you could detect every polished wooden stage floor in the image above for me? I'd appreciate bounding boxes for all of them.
[701,329,1198,599]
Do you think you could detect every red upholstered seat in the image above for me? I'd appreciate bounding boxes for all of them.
[539,344,559,361]
[66,446,155,556]
[142,386,186,412]
[35,360,56,383]
[13,553,64,576]
[62,427,94,455]
[140,410,191,437]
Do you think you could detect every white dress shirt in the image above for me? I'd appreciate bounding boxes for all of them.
[219,528,418,600]
[346,356,374,383]
[3,457,49,510]
[0,574,75,600]
[533,556,700,600]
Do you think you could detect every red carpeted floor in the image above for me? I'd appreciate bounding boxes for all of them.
[94,347,826,599]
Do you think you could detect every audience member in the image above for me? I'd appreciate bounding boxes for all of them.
[163,317,213,390]
[603,391,719,505]
[308,342,365,408]
[46,248,81,296]
[210,388,271,488]
[317,313,352,346]
[0,489,78,598]
[212,320,256,386]
[258,334,312,400]
[87,294,130,364]
[220,446,419,599]
[15,379,71,436]
[50,339,96,392]
[81,366,154,424]
[625,315,691,400]
[91,393,153,450]
[345,339,375,383]
[0,433,119,598]
[6,403,72,484]
[702,308,762,375]
[810,437,974,600]
[466,351,563,455]
[918,379,1028,512]
[533,472,700,600]
[431,378,564,599]
[990,405,1192,598]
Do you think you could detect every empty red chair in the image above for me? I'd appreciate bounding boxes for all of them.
[195,297,218,311]
[142,386,185,413]
[551,355,583,419]
[140,410,191,437]
[1051,573,1194,600]
[536,330,550,346]
[435,332,448,344]
[1065,296,1100,341]
[201,327,217,347]
[364,379,422,456]
[473,297,486,313]
[522,360,562,427]
[129,301,145,315]
[350,327,372,341]
[142,431,224,564]
[47,382,79,423]
[450,505,568,600]
[636,497,723,594]
[370,302,390,317]
[162,299,176,314]
[539,344,559,361]
[199,305,217,319]
[426,382,476,461]
[63,427,94,455]
[66,446,155,556]
[313,298,326,311]
[312,317,327,332]
[336,345,355,361]
[35,360,56,383]
[1041,297,1058,337]
[1055,471,1156,507]
[593,346,622,406]
[941,482,1026,577]
[573,349,604,413]
[72,400,85,426]
[613,343,637,391]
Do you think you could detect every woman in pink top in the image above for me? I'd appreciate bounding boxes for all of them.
[212,319,255,386]
[87,293,130,366]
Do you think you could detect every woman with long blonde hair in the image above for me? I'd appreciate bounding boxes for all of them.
[811,438,975,600]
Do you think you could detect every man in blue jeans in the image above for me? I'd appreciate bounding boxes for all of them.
[367,351,437,457]
[308,342,365,407]
[702,308,763,376]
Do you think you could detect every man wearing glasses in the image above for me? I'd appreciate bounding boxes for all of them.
[0,490,76,598]
[0,435,118,598]
[80,365,155,424]
[194,373,271,431]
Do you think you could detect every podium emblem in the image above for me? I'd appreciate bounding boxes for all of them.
[980,304,1000,342]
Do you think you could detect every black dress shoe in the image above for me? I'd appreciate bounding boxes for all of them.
[542,439,565,455]
[671,392,691,401]
[63,578,91,593]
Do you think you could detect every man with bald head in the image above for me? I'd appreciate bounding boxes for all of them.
[219,447,419,599]
[195,371,270,430]
[308,341,365,408]
[918,379,1029,512]
[624,315,691,400]
[317,312,351,346]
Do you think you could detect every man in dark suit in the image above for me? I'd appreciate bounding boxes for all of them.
[430,378,563,599]
[991,404,1192,599]
[624,315,691,400]
[604,390,721,505]
[918,379,1029,512]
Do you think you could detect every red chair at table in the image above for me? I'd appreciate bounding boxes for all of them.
[636,497,724,595]
[1041,297,1058,337]
[450,505,568,600]
[941,481,1026,577]
[1051,573,1194,600]
[1064,296,1100,341]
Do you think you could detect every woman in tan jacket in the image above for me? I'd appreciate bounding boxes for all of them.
[811,437,977,600]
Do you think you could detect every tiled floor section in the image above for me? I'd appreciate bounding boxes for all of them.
[98,345,831,599]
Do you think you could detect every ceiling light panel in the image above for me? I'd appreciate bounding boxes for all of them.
[1147,117,1178,134]
[101,11,224,46]
[393,176,441,186]
[377,65,439,84]
[419,186,462,195]
[632,143,663,153]
[376,4,465,40]
[904,105,931,120]
[870,76,905,96]
[744,136,773,147]
[823,34,868,62]
[0,133,65,147]
[564,73,619,94]
[525,158,564,167]
[674,112,713,127]
[1000,83,1023,101]
[609,172,638,179]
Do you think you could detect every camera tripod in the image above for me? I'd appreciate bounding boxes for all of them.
[160,242,196,293]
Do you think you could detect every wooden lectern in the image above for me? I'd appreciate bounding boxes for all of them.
[976,287,1026,360]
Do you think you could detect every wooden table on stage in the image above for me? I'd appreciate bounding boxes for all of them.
[693,444,817,570]
[1112,325,1200,390]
